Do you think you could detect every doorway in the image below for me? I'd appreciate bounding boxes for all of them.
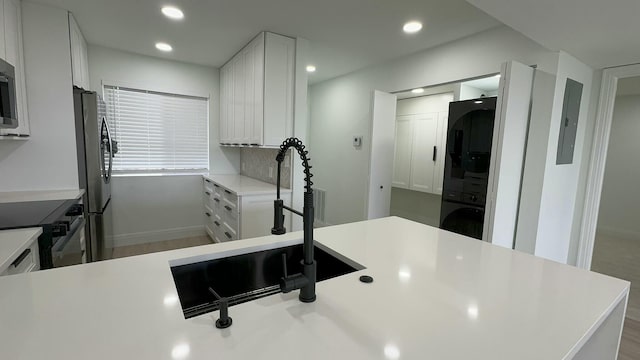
[590,75,640,359]
[388,76,500,227]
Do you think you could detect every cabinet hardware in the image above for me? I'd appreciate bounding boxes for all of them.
[205,212,211,217]
[205,191,211,196]
[224,232,232,239]
[433,146,437,162]
[214,184,220,188]
[12,249,31,268]
[224,190,232,195]
[205,179,212,183]
[214,198,220,203]
[214,221,220,226]
[224,205,232,211]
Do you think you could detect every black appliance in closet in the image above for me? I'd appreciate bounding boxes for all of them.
[440,97,497,240]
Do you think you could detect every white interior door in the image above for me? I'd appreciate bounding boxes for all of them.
[392,116,413,189]
[367,90,397,219]
[409,114,438,193]
[483,61,535,247]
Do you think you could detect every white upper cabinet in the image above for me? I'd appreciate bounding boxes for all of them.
[220,32,294,147]
[69,13,89,90]
[0,0,29,137]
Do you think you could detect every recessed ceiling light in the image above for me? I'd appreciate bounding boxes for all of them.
[403,21,423,34]
[411,88,424,94]
[155,42,173,52]
[306,65,316,73]
[161,6,184,20]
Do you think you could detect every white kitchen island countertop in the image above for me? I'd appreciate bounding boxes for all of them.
[0,189,85,203]
[0,217,629,359]
[0,228,42,274]
[203,174,291,195]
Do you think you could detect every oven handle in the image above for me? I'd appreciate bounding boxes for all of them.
[51,217,86,253]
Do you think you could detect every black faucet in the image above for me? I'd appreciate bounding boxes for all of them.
[271,138,316,303]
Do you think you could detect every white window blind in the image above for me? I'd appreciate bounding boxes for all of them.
[104,85,209,172]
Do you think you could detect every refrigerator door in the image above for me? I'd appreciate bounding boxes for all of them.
[88,198,114,261]
[76,90,113,213]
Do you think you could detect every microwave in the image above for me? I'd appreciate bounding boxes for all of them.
[0,58,18,129]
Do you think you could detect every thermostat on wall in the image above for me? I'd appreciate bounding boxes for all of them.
[353,136,362,147]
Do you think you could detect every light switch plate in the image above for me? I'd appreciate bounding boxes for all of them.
[353,136,362,147]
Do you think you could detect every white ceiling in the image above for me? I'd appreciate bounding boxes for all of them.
[466,0,640,69]
[32,0,501,84]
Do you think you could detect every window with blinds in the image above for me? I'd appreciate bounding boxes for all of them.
[104,85,209,173]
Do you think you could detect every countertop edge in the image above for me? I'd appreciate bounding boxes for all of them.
[202,174,292,195]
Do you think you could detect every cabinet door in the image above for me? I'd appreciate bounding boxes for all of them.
[247,34,264,145]
[232,56,245,144]
[263,33,294,146]
[432,111,449,195]
[1,0,29,136]
[392,116,412,189]
[242,47,254,145]
[69,15,83,88]
[79,34,90,89]
[0,0,6,60]
[409,114,438,193]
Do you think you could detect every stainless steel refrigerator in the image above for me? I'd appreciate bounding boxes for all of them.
[73,87,115,262]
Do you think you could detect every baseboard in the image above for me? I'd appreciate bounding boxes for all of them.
[113,225,206,247]
[596,226,640,241]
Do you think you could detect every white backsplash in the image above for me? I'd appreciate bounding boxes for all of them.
[240,148,291,188]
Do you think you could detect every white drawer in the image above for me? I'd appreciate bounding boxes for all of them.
[6,241,38,276]
[221,199,238,221]
[211,182,224,197]
[205,224,221,243]
[221,188,238,206]
[203,178,214,193]
[221,222,237,242]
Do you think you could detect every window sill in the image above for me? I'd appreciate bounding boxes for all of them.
[112,171,209,178]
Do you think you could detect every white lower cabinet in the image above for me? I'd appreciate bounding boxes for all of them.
[203,178,290,242]
[1,236,39,276]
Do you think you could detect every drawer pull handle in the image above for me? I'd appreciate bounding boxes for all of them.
[224,190,232,195]
[205,212,211,217]
[214,221,220,226]
[214,184,220,188]
[12,249,31,268]
[224,205,232,211]
[205,179,212,183]
[224,232,232,239]
[214,198,220,203]
[205,191,211,196]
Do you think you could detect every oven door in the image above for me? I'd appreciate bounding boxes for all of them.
[51,217,86,268]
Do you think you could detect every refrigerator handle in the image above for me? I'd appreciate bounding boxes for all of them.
[102,116,114,183]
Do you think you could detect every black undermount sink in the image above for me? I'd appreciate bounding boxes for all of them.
[170,243,364,319]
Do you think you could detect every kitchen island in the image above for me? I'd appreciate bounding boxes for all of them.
[0,217,629,359]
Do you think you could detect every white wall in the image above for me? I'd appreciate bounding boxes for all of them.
[597,95,640,239]
[309,26,556,226]
[87,45,239,245]
[0,2,78,191]
[520,52,597,263]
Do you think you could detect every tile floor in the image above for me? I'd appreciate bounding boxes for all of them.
[112,235,213,259]
[591,233,640,359]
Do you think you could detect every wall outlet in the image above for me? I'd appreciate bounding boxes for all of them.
[353,136,363,147]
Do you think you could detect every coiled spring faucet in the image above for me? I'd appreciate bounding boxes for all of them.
[271,137,316,303]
